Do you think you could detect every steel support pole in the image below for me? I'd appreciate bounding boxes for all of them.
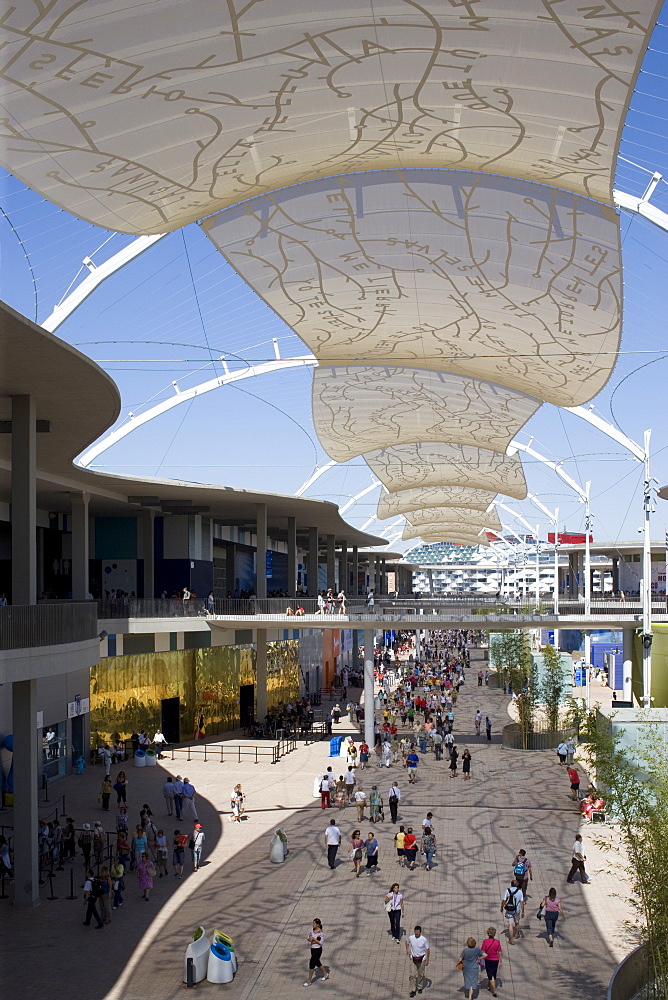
[352,545,359,596]
[70,492,90,601]
[642,430,653,706]
[363,628,375,749]
[287,517,297,596]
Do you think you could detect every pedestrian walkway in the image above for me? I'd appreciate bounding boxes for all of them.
[0,675,630,1000]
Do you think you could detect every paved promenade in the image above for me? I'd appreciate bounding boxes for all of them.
[0,678,630,1000]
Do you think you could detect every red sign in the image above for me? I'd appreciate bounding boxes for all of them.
[548,532,593,544]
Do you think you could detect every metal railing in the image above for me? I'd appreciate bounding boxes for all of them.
[0,602,98,650]
[167,737,298,765]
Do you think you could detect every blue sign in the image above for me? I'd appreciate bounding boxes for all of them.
[266,551,273,578]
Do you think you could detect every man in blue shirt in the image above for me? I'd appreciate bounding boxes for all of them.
[365,832,379,873]
[406,750,419,783]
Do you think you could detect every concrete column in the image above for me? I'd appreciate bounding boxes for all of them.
[415,630,421,662]
[326,534,336,592]
[352,629,359,671]
[141,510,155,598]
[352,545,359,596]
[70,492,90,600]
[11,395,37,605]
[256,504,267,599]
[12,679,39,907]
[308,527,319,597]
[612,557,619,593]
[380,557,386,595]
[226,543,236,594]
[363,628,375,748]
[622,628,634,702]
[568,554,576,598]
[287,517,297,596]
[339,540,348,594]
[256,629,268,722]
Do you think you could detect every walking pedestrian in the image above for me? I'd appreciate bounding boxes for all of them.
[163,775,175,815]
[406,749,419,783]
[457,937,486,1000]
[359,741,369,769]
[557,740,568,765]
[567,765,581,800]
[566,833,590,883]
[388,782,401,823]
[394,825,406,867]
[462,748,471,779]
[229,783,244,822]
[303,918,329,985]
[156,829,168,877]
[449,745,459,777]
[364,831,379,873]
[344,765,356,802]
[403,827,418,870]
[98,865,113,923]
[350,830,365,877]
[335,775,346,809]
[354,785,367,821]
[474,711,482,735]
[540,887,565,946]
[191,823,205,871]
[480,928,502,996]
[512,849,532,897]
[406,924,430,998]
[324,819,341,869]
[320,769,332,809]
[172,829,185,878]
[136,851,155,900]
[173,775,184,820]
[63,817,76,862]
[420,826,436,870]
[101,776,112,811]
[485,716,492,741]
[500,879,524,944]
[78,823,93,869]
[82,869,104,928]
[181,778,199,820]
[110,856,125,908]
[369,785,381,823]
[384,882,404,942]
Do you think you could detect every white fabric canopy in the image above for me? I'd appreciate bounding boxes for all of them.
[365,443,528,498]
[204,170,622,406]
[377,486,496,519]
[404,508,502,531]
[312,366,540,462]
[0,1,659,232]
[402,524,489,545]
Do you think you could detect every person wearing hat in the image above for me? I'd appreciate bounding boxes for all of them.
[78,823,93,869]
[191,823,205,871]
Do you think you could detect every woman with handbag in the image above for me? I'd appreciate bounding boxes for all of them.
[136,851,155,901]
[457,937,487,1000]
[480,928,502,996]
[384,882,404,942]
[539,888,564,947]
[349,830,365,877]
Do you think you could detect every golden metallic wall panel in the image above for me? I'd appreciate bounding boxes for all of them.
[205,171,622,407]
[312,366,540,463]
[404,507,502,531]
[0,1,659,232]
[365,443,528,498]
[90,642,299,747]
[377,486,496,519]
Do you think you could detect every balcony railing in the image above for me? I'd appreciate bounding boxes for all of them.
[0,602,98,650]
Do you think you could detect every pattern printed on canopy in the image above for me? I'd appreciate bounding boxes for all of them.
[312,366,540,463]
[204,170,622,406]
[377,486,496,519]
[404,508,502,532]
[402,524,490,545]
[365,443,528,498]
[0,1,659,233]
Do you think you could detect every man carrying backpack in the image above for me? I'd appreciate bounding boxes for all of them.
[512,849,532,897]
[82,868,104,928]
[500,879,525,944]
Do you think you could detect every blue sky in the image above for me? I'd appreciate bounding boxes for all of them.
[1,12,668,552]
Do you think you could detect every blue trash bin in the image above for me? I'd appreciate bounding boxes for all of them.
[329,736,343,757]
[419,737,427,754]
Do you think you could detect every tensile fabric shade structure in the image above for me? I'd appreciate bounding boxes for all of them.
[377,486,496,519]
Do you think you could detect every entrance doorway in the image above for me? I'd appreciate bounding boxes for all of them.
[161,697,181,744]
[239,684,255,727]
